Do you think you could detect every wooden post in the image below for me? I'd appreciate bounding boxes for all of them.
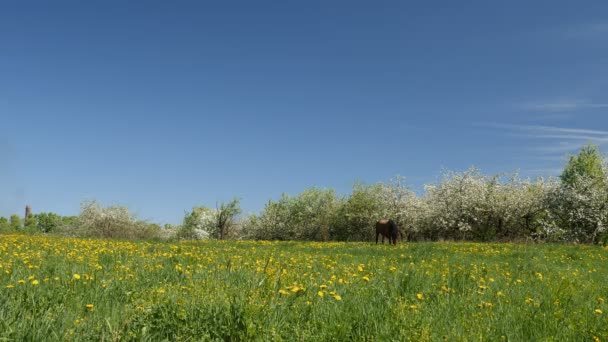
[25,205,31,220]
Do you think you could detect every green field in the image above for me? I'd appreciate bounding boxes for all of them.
[0,234,607,341]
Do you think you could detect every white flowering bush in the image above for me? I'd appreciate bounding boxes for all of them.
[77,200,161,240]
[238,145,607,244]
[420,168,491,240]
[543,174,608,243]
[180,199,241,240]
[416,169,556,241]
[243,189,338,241]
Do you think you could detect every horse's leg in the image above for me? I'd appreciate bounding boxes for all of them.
[376,232,379,244]
[381,235,385,244]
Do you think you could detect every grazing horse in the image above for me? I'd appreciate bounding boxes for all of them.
[376,219,400,245]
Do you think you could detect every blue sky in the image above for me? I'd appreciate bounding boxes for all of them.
[1,1,607,224]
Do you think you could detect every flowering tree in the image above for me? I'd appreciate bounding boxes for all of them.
[243,189,337,241]
[375,176,422,239]
[422,168,491,240]
[180,199,241,240]
[78,200,160,239]
[540,144,608,244]
[544,175,608,243]
[242,195,297,240]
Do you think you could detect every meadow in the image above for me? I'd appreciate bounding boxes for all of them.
[0,234,607,341]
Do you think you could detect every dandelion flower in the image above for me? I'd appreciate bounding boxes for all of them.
[85,304,94,310]
[290,286,303,293]
[416,293,424,300]
[31,280,39,285]
[73,274,81,280]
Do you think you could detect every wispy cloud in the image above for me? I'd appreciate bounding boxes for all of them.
[485,123,608,137]
[480,123,608,155]
[521,100,608,112]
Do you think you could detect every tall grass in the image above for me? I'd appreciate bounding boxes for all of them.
[0,234,606,341]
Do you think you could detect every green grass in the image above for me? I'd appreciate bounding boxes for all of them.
[0,234,607,341]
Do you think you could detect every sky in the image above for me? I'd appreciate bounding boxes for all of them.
[1,1,607,224]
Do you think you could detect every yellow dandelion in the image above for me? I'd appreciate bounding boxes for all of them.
[17,279,25,284]
[416,293,424,300]
[290,286,304,293]
[278,289,289,295]
[85,304,94,310]
[6,285,15,289]
[320,284,327,289]
[73,274,81,280]
[594,309,602,315]
[333,295,342,301]
[362,276,370,282]
[477,301,493,308]
[31,280,39,285]
[318,291,325,297]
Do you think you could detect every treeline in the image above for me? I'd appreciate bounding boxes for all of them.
[2,145,607,244]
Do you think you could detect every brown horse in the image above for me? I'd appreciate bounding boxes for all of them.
[376,219,400,245]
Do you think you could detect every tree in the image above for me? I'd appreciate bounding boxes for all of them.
[179,198,242,240]
[376,177,421,240]
[9,215,21,231]
[78,200,159,240]
[332,182,383,241]
[37,212,62,233]
[215,198,242,240]
[179,206,213,240]
[23,214,38,234]
[242,196,295,240]
[0,217,10,233]
[544,145,608,243]
[560,144,606,188]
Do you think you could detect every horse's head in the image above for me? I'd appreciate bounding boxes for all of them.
[390,221,400,245]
